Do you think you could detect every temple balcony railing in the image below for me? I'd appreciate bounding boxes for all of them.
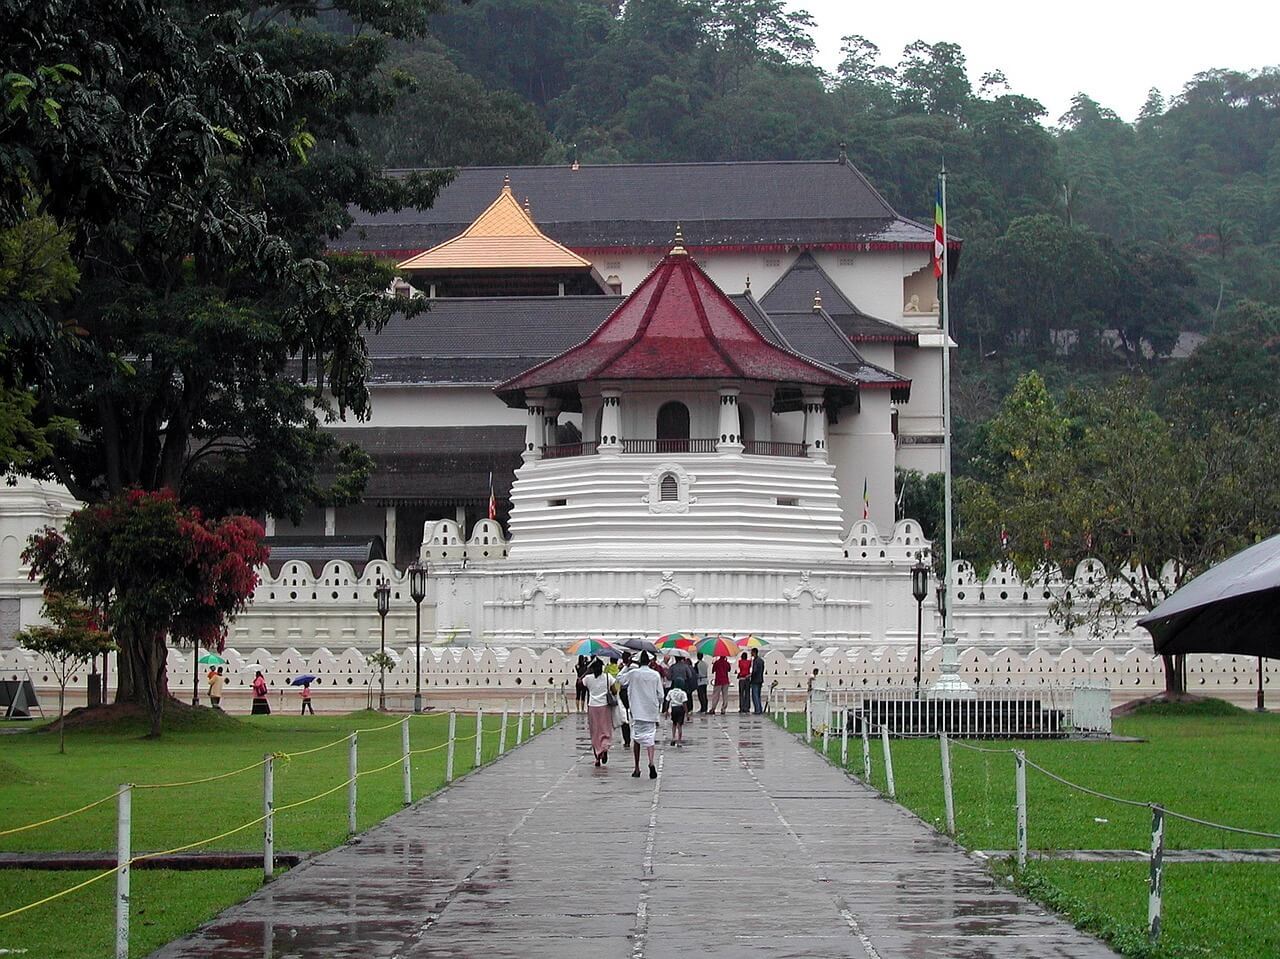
[542,441,598,459]
[539,439,810,458]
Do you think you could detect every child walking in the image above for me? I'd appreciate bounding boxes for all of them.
[667,684,688,747]
[300,682,314,715]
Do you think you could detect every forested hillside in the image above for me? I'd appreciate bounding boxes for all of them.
[360,0,1278,397]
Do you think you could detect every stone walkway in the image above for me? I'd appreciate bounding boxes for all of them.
[153,713,1118,958]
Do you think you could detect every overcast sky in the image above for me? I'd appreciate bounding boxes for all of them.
[794,1,1276,123]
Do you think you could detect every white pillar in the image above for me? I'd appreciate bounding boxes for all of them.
[264,514,276,537]
[717,387,744,453]
[802,391,827,461]
[542,398,561,450]
[384,505,397,565]
[523,393,545,462]
[454,504,466,531]
[324,506,336,537]
[598,389,622,454]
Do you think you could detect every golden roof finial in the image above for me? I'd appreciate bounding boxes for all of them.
[523,195,532,215]
[745,275,751,293]
[670,222,687,257]
[502,173,512,194]
[813,290,823,311]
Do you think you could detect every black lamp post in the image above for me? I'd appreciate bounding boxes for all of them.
[375,578,391,711]
[1258,657,1267,713]
[935,581,946,630]
[911,558,929,693]
[409,562,428,713]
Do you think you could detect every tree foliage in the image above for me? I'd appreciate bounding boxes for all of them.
[17,590,113,752]
[24,489,267,736]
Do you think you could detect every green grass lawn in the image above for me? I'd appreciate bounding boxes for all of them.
[0,703,558,958]
[779,703,1280,959]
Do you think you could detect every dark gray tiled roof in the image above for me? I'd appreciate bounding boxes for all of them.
[335,161,933,254]
[760,252,915,343]
[366,293,780,384]
[264,536,385,575]
[767,309,910,400]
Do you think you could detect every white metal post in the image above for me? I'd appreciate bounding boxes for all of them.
[1015,750,1027,869]
[263,754,275,881]
[823,719,830,756]
[940,733,956,835]
[446,710,457,783]
[475,708,484,768]
[861,719,872,781]
[841,713,849,766]
[347,732,358,836]
[805,701,812,743]
[516,699,525,745]
[499,707,509,755]
[401,719,412,806]
[1148,805,1165,943]
[880,725,896,799]
[115,784,131,959]
[542,690,548,729]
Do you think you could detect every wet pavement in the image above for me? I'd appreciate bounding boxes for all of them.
[152,713,1118,958]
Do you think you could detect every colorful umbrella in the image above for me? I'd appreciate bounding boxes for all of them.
[697,635,740,658]
[735,635,769,649]
[197,653,227,665]
[565,638,621,658]
[655,632,698,651]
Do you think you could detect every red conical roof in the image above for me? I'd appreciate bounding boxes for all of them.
[497,245,853,404]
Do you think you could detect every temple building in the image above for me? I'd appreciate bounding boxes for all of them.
[282,157,950,567]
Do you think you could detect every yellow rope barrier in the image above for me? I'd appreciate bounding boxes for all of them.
[0,865,121,923]
[0,789,124,839]
[135,758,269,790]
[132,815,269,863]
[355,755,407,779]
[273,777,356,813]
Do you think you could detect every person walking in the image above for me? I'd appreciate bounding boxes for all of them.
[574,655,588,713]
[658,655,672,715]
[621,652,662,779]
[670,654,698,722]
[250,670,271,715]
[616,654,636,747]
[208,666,224,710]
[667,684,688,746]
[749,648,766,714]
[300,681,315,715]
[737,652,751,713]
[582,659,614,766]
[709,654,731,714]
[695,653,709,713]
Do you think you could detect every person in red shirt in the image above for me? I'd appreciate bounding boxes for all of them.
[737,652,752,713]
[709,655,732,714]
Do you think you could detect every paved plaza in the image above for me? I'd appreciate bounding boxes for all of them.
[153,713,1118,958]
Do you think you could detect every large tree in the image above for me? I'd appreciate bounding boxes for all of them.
[957,373,1280,693]
[1,0,451,710]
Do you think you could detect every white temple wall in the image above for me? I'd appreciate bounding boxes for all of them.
[346,385,527,430]
[814,250,934,328]
[829,391,896,530]
[604,253,788,300]
[0,479,78,648]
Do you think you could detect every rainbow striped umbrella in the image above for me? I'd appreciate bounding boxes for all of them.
[655,632,698,651]
[697,635,740,658]
[735,635,769,649]
[565,637,621,658]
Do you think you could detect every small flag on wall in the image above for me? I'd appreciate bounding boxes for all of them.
[862,478,870,520]
[488,470,497,521]
[1000,527,1009,551]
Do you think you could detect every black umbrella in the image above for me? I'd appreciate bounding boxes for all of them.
[1137,533,1280,658]
[619,637,658,654]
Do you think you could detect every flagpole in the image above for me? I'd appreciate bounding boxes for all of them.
[935,167,967,694]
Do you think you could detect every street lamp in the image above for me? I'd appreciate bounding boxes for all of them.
[1258,657,1267,713]
[409,562,428,713]
[935,581,947,631]
[911,558,929,694]
[375,578,391,711]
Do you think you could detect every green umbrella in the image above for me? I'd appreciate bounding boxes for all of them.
[197,653,227,665]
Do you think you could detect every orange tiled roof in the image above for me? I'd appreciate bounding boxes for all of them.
[397,180,592,272]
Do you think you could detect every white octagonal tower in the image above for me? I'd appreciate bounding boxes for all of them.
[496,235,885,564]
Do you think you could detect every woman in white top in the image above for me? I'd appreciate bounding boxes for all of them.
[582,659,614,766]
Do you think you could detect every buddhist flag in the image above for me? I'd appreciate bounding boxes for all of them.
[1000,526,1009,551]
[488,471,497,521]
[933,178,945,279]
[862,478,870,520]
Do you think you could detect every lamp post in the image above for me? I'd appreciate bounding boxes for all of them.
[911,558,929,694]
[935,581,947,631]
[375,579,390,711]
[1258,657,1267,713]
[409,562,428,713]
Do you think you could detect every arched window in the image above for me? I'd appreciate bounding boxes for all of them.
[659,473,679,502]
[656,401,690,452]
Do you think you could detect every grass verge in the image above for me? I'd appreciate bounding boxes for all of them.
[778,704,1280,959]
[0,703,559,958]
